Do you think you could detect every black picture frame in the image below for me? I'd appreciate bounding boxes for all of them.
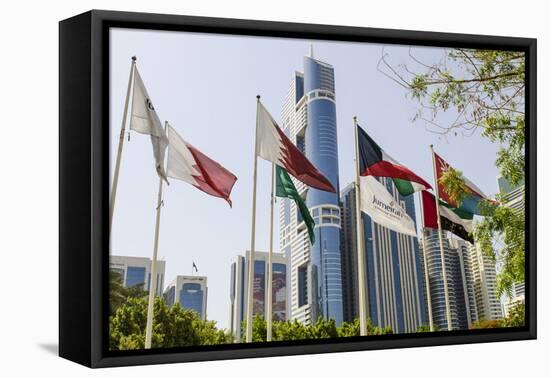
[59,9,537,368]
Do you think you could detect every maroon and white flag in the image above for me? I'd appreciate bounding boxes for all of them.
[257,102,335,193]
[166,124,237,206]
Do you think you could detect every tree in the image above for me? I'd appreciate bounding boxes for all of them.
[109,269,148,316]
[242,316,392,342]
[379,48,525,296]
[502,301,525,327]
[109,296,232,350]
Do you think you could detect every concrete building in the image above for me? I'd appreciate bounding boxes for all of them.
[469,243,503,321]
[164,275,208,320]
[110,255,165,296]
[229,251,288,342]
[280,48,344,326]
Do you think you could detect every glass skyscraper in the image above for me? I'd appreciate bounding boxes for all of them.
[280,49,343,325]
[341,179,427,333]
[110,255,165,296]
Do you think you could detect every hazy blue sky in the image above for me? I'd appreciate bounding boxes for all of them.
[110,28,502,330]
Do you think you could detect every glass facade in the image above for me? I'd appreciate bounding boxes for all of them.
[302,56,344,325]
[180,283,204,318]
[126,266,146,289]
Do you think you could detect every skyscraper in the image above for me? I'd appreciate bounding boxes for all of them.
[421,230,461,330]
[280,49,344,326]
[449,238,478,328]
[229,251,288,342]
[164,275,208,320]
[341,179,427,333]
[110,255,166,296]
[469,243,503,321]
[496,175,525,317]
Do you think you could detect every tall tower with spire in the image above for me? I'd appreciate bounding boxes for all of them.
[280,47,344,326]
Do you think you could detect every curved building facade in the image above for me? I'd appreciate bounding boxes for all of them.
[280,52,344,325]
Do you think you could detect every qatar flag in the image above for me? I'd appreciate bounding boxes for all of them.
[256,101,335,193]
[166,124,237,206]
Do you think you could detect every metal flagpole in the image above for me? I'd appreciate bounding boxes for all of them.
[353,117,368,336]
[245,95,261,343]
[266,162,275,342]
[417,191,434,331]
[144,121,168,349]
[430,144,452,331]
[110,56,137,235]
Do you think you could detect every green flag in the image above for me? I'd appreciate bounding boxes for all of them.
[276,165,315,244]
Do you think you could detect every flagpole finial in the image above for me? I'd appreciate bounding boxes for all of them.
[353,116,357,122]
[256,95,261,99]
[131,56,137,61]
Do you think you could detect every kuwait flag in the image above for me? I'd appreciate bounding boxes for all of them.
[434,152,488,215]
[421,190,474,243]
[276,166,315,244]
[357,125,431,196]
[257,102,335,193]
[166,123,237,206]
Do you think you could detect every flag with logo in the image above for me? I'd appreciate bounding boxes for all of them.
[130,67,169,182]
[276,165,315,243]
[166,123,237,206]
[257,102,335,193]
[359,176,417,236]
[357,124,431,196]
[421,190,474,243]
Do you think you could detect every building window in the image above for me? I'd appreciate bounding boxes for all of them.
[180,283,204,318]
[298,265,308,307]
[126,266,146,289]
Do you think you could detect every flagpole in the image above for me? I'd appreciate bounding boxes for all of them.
[144,121,167,349]
[353,116,368,336]
[266,162,275,342]
[417,192,434,332]
[110,56,136,235]
[245,95,261,343]
[430,144,452,331]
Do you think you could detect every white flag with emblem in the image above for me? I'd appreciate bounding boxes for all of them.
[130,67,169,182]
[360,176,417,237]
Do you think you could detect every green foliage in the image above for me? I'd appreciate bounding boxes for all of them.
[241,316,392,342]
[415,324,440,333]
[109,269,148,316]
[470,319,504,329]
[502,302,525,327]
[382,48,525,296]
[109,296,232,350]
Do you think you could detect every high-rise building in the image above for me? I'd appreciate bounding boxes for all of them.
[496,175,525,317]
[229,251,288,342]
[163,275,208,320]
[341,180,427,333]
[449,238,478,327]
[110,255,165,296]
[421,230,462,330]
[469,243,503,321]
[280,48,344,326]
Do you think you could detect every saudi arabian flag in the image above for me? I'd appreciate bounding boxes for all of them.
[276,165,315,244]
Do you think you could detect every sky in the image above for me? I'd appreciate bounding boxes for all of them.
[109,28,502,330]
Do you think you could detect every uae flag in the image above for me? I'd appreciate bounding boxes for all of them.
[434,152,489,215]
[257,102,335,193]
[130,67,169,183]
[421,190,474,243]
[276,166,315,244]
[166,124,237,206]
[357,124,431,196]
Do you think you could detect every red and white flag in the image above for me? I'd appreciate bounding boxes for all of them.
[166,124,237,206]
[257,102,335,193]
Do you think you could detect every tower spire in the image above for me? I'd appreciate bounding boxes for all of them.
[309,43,314,58]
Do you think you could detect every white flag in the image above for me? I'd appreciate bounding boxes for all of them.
[360,176,417,237]
[130,67,169,182]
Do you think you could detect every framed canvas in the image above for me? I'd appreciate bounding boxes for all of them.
[59,10,536,368]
